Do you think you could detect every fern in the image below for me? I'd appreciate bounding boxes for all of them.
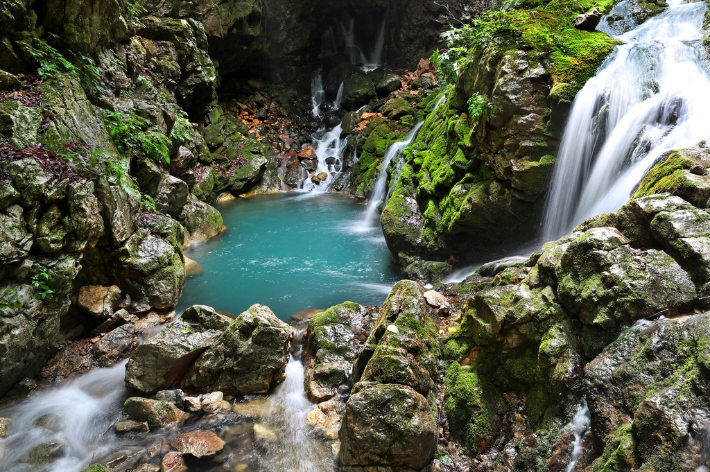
[104,110,171,164]
[31,269,54,301]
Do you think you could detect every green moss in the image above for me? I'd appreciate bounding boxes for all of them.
[81,466,108,472]
[444,361,494,452]
[632,151,695,199]
[589,424,636,472]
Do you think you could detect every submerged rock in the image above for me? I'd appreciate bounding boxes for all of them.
[122,397,189,428]
[171,430,226,457]
[186,304,293,394]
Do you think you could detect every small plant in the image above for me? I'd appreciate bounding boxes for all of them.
[126,0,147,27]
[0,288,21,312]
[104,110,171,164]
[170,113,192,145]
[467,93,494,137]
[141,194,157,212]
[21,35,103,93]
[90,150,140,196]
[181,327,191,334]
[31,269,54,301]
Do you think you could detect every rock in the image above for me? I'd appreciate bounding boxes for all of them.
[342,76,376,108]
[18,440,66,465]
[171,146,196,179]
[381,97,415,120]
[82,446,149,472]
[184,396,202,412]
[423,290,451,310]
[573,7,603,31]
[298,146,317,160]
[340,281,440,469]
[0,204,32,265]
[155,175,189,216]
[0,100,42,149]
[232,397,271,417]
[376,73,402,95]
[186,304,292,394]
[0,69,22,90]
[122,397,189,428]
[253,423,277,444]
[125,305,232,393]
[179,197,223,245]
[76,285,122,318]
[201,391,224,413]
[339,383,437,470]
[171,430,226,457]
[161,451,186,472]
[228,154,268,195]
[94,176,140,246]
[67,182,105,250]
[0,417,11,437]
[154,389,186,409]
[114,420,150,434]
[0,183,19,211]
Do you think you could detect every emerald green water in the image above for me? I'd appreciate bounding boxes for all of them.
[178,193,401,320]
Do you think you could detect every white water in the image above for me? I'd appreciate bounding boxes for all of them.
[334,82,345,110]
[565,401,591,472]
[302,124,348,192]
[311,72,326,117]
[0,361,128,472]
[360,121,425,228]
[338,18,386,72]
[542,0,710,242]
[259,357,335,471]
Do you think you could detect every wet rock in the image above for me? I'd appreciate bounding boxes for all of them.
[155,175,189,217]
[423,290,451,311]
[186,304,293,394]
[573,8,603,31]
[381,97,415,120]
[0,183,19,211]
[76,285,122,319]
[185,256,204,276]
[306,398,344,440]
[184,396,202,412]
[94,176,140,246]
[376,73,402,96]
[0,204,33,265]
[0,418,9,438]
[122,397,189,428]
[253,423,277,444]
[18,440,66,465]
[171,430,226,457]
[298,146,317,160]
[125,305,231,393]
[201,391,224,413]
[154,389,186,409]
[232,397,271,418]
[161,451,186,472]
[114,420,150,434]
[179,196,223,245]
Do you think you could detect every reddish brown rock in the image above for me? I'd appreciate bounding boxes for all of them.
[76,285,122,318]
[170,430,226,458]
[298,146,317,160]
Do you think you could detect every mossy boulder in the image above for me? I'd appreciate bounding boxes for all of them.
[340,280,440,469]
[186,304,293,394]
[179,195,223,245]
[122,397,189,428]
[124,305,231,393]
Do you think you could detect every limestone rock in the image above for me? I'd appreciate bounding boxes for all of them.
[0,204,32,265]
[0,418,11,438]
[179,196,223,245]
[122,397,189,428]
[186,304,292,394]
[200,391,224,413]
[114,420,150,434]
[125,305,231,393]
[76,285,122,318]
[376,73,402,95]
[161,451,186,472]
[171,430,225,457]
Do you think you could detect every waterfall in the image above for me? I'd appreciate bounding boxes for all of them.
[334,82,345,110]
[542,0,710,242]
[361,122,425,227]
[565,401,591,472]
[311,72,326,117]
[336,17,386,72]
[302,124,347,192]
[0,361,128,472]
[259,357,335,471]
[360,18,386,73]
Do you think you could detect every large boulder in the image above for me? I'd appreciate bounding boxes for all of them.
[124,305,232,393]
[179,196,224,245]
[0,204,32,265]
[186,304,293,394]
[340,281,440,470]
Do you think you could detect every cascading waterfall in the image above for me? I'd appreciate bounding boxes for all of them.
[361,122,425,227]
[311,72,326,117]
[334,82,345,110]
[565,401,591,472]
[302,124,348,192]
[542,0,710,242]
[360,18,386,72]
[0,361,129,472]
[360,94,446,228]
[259,357,335,471]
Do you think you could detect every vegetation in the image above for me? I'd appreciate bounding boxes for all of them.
[0,289,21,312]
[21,34,103,94]
[104,110,171,164]
[31,269,53,301]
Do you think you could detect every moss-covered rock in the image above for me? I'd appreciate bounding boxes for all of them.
[633,148,710,208]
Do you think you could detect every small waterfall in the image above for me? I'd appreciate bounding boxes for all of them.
[542,0,710,242]
[311,72,326,117]
[0,361,128,472]
[360,18,386,73]
[566,401,591,472]
[336,17,386,72]
[362,121,425,226]
[302,124,347,192]
[334,82,345,110]
[259,357,335,471]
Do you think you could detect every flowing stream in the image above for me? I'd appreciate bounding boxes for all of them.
[542,0,710,241]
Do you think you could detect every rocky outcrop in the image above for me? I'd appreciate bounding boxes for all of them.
[380,4,618,263]
[339,280,440,471]
[186,304,293,394]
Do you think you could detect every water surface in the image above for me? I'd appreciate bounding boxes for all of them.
[179,193,400,319]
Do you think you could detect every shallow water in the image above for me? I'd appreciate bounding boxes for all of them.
[179,192,400,319]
